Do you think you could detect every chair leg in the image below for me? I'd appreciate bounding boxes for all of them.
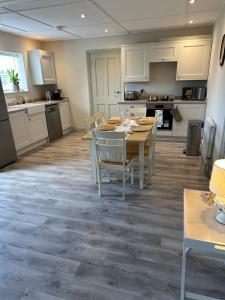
[97,167,103,197]
[147,158,152,184]
[108,169,111,182]
[151,149,155,175]
[131,164,134,185]
[122,170,126,200]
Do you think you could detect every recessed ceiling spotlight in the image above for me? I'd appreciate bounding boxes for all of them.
[56,25,64,31]
[189,0,196,4]
[104,29,108,33]
[189,20,194,24]
[81,13,86,18]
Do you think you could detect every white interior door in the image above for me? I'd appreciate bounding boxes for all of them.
[90,51,121,119]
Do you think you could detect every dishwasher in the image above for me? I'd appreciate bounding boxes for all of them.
[45,103,63,142]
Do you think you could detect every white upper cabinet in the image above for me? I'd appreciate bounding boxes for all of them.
[28,50,57,85]
[121,45,150,82]
[149,43,179,62]
[121,37,212,83]
[176,39,212,81]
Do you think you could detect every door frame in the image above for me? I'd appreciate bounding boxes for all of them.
[87,48,121,117]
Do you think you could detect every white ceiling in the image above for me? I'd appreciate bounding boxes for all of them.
[0,0,224,41]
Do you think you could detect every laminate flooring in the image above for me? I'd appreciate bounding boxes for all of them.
[0,131,224,300]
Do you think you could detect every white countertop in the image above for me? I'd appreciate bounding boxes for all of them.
[118,99,207,105]
[7,98,69,114]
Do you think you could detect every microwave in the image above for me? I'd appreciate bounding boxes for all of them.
[124,91,138,100]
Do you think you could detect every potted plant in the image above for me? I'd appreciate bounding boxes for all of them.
[7,68,20,92]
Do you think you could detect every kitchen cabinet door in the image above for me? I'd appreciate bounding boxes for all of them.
[149,43,179,62]
[176,40,212,80]
[29,112,48,143]
[172,104,206,137]
[9,111,30,151]
[59,102,71,132]
[40,51,57,84]
[121,45,150,82]
[118,103,146,114]
[29,50,57,85]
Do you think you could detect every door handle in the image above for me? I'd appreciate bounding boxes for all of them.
[113,91,121,94]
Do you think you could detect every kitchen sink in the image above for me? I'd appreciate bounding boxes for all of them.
[9,103,45,115]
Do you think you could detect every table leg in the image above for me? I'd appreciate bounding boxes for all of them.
[89,140,97,184]
[181,247,191,300]
[139,141,144,190]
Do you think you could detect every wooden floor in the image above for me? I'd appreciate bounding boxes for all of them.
[0,131,224,300]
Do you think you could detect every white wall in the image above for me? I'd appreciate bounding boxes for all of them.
[0,31,45,103]
[43,26,212,129]
[205,5,225,160]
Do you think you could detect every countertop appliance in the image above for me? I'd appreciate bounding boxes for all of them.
[51,89,62,100]
[124,91,138,100]
[182,87,206,100]
[0,79,17,168]
[196,87,207,100]
[146,101,174,130]
[45,103,63,142]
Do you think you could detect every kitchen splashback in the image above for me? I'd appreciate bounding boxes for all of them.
[124,62,207,99]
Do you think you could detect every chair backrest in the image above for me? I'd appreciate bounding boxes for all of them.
[95,111,105,127]
[86,115,96,132]
[128,107,147,117]
[92,130,126,164]
[147,116,158,153]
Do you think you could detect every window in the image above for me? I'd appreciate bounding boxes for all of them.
[0,51,28,93]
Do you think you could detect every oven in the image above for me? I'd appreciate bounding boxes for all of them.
[146,102,174,131]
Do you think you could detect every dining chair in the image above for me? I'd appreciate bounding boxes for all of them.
[95,111,105,127]
[126,116,158,182]
[146,116,158,176]
[86,115,96,131]
[92,130,134,200]
[128,107,147,117]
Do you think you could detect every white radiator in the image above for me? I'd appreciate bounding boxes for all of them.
[202,117,216,176]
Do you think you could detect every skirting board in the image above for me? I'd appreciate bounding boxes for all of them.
[186,292,222,300]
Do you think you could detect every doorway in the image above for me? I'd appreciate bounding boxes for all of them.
[88,50,121,119]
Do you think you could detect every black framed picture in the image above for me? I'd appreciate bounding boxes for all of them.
[220,34,225,67]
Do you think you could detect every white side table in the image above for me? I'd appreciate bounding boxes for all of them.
[181,189,225,300]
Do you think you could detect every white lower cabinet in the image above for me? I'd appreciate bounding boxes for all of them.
[9,110,48,153]
[28,112,48,143]
[118,103,146,114]
[59,102,71,133]
[172,104,206,137]
[9,111,30,151]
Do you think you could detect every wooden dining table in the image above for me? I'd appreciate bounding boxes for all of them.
[82,119,154,189]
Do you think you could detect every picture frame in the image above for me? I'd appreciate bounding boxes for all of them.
[220,34,225,67]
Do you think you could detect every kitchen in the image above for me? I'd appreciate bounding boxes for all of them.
[0,0,225,299]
